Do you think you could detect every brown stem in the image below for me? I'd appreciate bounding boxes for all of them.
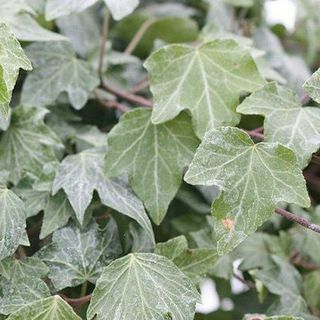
[101,82,153,108]
[130,77,150,94]
[98,9,110,80]
[60,294,92,306]
[275,207,320,233]
[124,18,156,55]
[301,93,310,105]
[94,91,128,113]
[16,246,26,259]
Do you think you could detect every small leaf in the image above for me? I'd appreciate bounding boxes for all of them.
[38,220,122,291]
[0,188,26,260]
[87,253,200,320]
[105,109,199,224]
[22,41,99,110]
[104,0,140,20]
[303,67,320,103]
[144,39,264,138]
[185,127,309,255]
[237,82,320,168]
[7,295,81,320]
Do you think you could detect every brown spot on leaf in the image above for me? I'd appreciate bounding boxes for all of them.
[222,218,234,230]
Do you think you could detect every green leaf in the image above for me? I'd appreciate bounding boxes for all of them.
[0,106,63,184]
[87,253,200,320]
[53,147,154,245]
[144,39,265,138]
[0,277,50,315]
[185,127,309,255]
[38,220,121,291]
[302,271,320,309]
[22,41,99,110]
[243,315,304,320]
[104,0,140,20]
[155,236,217,283]
[0,23,32,127]
[0,188,26,260]
[225,0,254,6]
[105,109,199,224]
[7,295,82,320]
[237,82,320,168]
[303,67,320,103]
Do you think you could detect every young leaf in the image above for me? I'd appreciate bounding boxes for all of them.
[0,23,32,127]
[52,147,155,243]
[144,39,265,138]
[105,109,199,224]
[87,253,200,320]
[185,127,310,255]
[303,68,320,103]
[22,41,99,110]
[0,106,63,184]
[0,188,26,261]
[7,295,81,320]
[38,220,121,291]
[237,82,320,168]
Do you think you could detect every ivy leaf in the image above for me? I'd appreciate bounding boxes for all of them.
[22,41,99,110]
[104,0,140,20]
[155,236,217,283]
[87,253,200,320]
[105,109,199,224]
[38,220,121,291]
[303,68,320,103]
[185,127,310,255]
[0,188,26,261]
[144,39,265,138]
[0,23,32,127]
[244,316,304,320]
[53,147,154,244]
[0,106,63,184]
[303,271,320,310]
[237,82,320,168]
[7,295,81,320]
[225,0,254,6]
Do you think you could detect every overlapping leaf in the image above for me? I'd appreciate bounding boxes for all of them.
[0,23,32,128]
[53,147,155,244]
[22,41,99,110]
[237,82,320,168]
[38,220,122,291]
[185,127,309,255]
[0,106,63,184]
[303,68,320,103]
[144,39,265,138]
[87,253,200,320]
[105,109,199,224]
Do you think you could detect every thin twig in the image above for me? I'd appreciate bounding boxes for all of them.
[60,294,92,306]
[124,18,156,55]
[98,9,110,81]
[290,251,318,271]
[130,77,150,94]
[275,207,320,233]
[233,273,255,289]
[101,82,153,107]
[94,91,128,113]
[301,93,311,105]
[17,246,26,259]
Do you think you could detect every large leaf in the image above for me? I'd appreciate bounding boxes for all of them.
[303,68,320,103]
[185,127,309,255]
[144,39,265,138]
[22,41,99,110]
[237,82,320,168]
[105,109,199,224]
[0,23,32,127]
[7,295,81,320]
[52,147,155,244]
[0,106,63,184]
[87,253,200,320]
[38,220,122,291]
[0,188,26,261]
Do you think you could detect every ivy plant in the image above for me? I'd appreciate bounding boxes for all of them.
[0,0,320,319]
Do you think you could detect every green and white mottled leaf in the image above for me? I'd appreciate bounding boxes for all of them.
[237,82,320,168]
[22,41,99,110]
[87,253,200,320]
[0,106,63,184]
[0,23,32,127]
[38,220,121,291]
[0,277,50,315]
[7,295,81,320]
[53,147,154,245]
[155,236,217,283]
[104,0,140,20]
[303,67,320,103]
[185,127,310,255]
[144,39,264,138]
[0,188,26,260]
[105,109,199,224]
